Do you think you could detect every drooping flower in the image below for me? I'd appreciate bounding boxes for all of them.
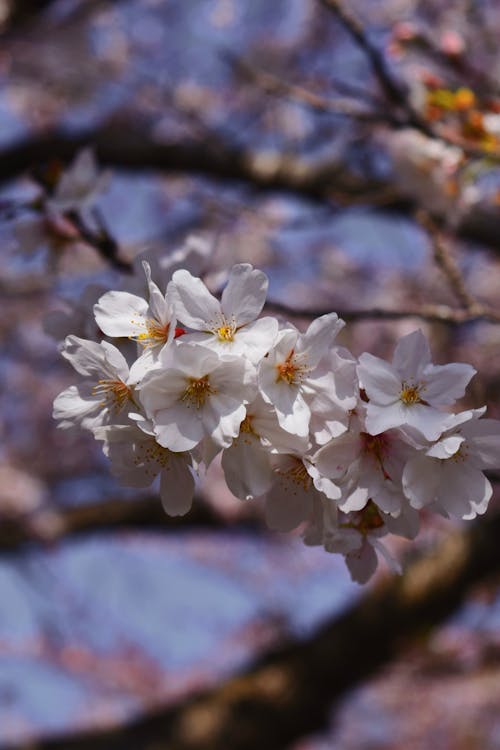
[221,394,309,501]
[357,329,476,440]
[170,263,278,364]
[53,336,139,431]
[139,342,256,452]
[303,495,419,583]
[264,452,341,532]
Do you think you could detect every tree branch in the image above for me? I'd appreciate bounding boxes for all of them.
[10,510,500,750]
[318,0,431,133]
[0,495,257,553]
[266,300,500,326]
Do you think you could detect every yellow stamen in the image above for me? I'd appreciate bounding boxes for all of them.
[400,382,422,406]
[217,324,236,342]
[277,457,311,491]
[131,318,170,348]
[181,374,215,408]
[134,440,171,477]
[361,433,391,480]
[275,349,308,386]
[240,415,255,434]
[92,379,133,411]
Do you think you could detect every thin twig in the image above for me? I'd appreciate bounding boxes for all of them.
[417,211,479,311]
[266,300,500,326]
[224,51,398,124]
[318,0,431,134]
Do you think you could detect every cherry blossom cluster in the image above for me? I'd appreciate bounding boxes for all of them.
[52,260,500,583]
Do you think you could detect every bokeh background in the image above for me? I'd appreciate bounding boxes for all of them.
[1,0,500,748]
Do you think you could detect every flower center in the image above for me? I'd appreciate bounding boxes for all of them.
[399,381,422,406]
[361,432,391,480]
[344,501,385,535]
[92,379,133,411]
[181,374,215,408]
[240,415,256,434]
[135,440,171,476]
[132,318,170,347]
[217,324,236,342]
[275,349,308,386]
[277,457,312,491]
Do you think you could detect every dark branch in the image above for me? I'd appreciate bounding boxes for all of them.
[0,495,258,553]
[318,0,431,133]
[9,511,500,750]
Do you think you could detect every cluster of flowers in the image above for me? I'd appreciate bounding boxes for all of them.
[53,261,500,583]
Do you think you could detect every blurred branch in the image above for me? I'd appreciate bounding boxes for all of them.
[0,495,258,553]
[3,124,500,252]
[417,210,478,312]
[224,52,399,124]
[11,510,500,750]
[266,300,500,326]
[318,0,431,133]
[0,125,383,200]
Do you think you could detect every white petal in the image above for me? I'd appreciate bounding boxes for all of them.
[220,264,268,325]
[345,540,379,584]
[299,313,344,368]
[160,456,195,516]
[231,317,279,363]
[265,479,314,531]
[403,455,441,509]
[423,362,476,406]
[171,269,222,330]
[154,403,204,452]
[221,435,274,499]
[461,418,500,469]
[392,329,431,380]
[357,353,401,405]
[426,434,464,459]
[94,291,149,338]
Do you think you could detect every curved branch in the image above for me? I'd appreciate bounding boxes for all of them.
[0,495,257,553]
[8,511,500,750]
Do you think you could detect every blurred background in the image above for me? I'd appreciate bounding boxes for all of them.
[1,0,500,748]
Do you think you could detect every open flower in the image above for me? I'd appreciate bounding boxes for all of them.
[313,411,415,516]
[94,261,176,375]
[258,313,345,437]
[53,336,139,431]
[139,342,256,452]
[402,407,500,519]
[171,263,278,364]
[357,329,476,440]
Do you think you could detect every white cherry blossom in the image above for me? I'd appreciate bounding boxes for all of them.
[171,263,278,364]
[402,408,500,519]
[139,342,256,452]
[94,261,177,375]
[357,329,476,441]
[53,335,139,431]
[264,452,340,532]
[314,411,415,516]
[221,394,309,501]
[258,313,345,437]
